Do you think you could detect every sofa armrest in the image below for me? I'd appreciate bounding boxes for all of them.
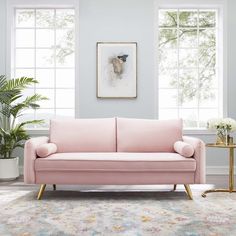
[24,136,49,184]
[183,136,206,184]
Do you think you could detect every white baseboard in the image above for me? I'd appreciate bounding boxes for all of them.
[206,166,230,175]
[19,165,232,176]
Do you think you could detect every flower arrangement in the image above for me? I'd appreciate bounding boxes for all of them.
[207,118,236,144]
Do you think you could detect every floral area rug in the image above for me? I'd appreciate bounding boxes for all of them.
[0,189,236,236]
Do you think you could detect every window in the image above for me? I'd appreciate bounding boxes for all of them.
[12,8,75,128]
[158,8,223,129]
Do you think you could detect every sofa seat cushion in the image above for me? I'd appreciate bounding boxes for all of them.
[35,153,196,172]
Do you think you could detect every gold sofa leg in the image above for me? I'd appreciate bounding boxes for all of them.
[184,184,193,200]
[53,184,56,191]
[37,184,46,200]
[173,184,177,191]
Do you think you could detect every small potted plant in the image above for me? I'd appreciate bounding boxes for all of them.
[0,75,47,180]
[207,118,236,145]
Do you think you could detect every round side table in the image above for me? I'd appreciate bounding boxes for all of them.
[202,143,236,197]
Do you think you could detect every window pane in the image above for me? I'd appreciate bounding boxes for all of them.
[35,109,55,128]
[199,11,216,28]
[36,89,54,108]
[56,109,74,117]
[200,68,218,88]
[36,69,54,88]
[159,89,178,108]
[179,109,198,128]
[179,10,198,27]
[36,29,54,48]
[55,29,75,67]
[159,29,177,48]
[179,90,198,108]
[179,69,198,108]
[16,29,34,47]
[15,69,34,79]
[159,109,178,119]
[56,69,74,88]
[159,10,177,27]
[159,68,177,88]
[199,109,218,128]
[56,29,74,48]
[56,50,74,67]
[56,89,74,108]
[199,48,216,68]
[17,89,35,103]
[179,49,198,68]
[199,89,218,108]
[15,69,35,88]
[17,109,35,128]
[179,29,198,48]
[16,9,35,28]
[36,9,54,28]
[159,49,177,68]
[199,29,216,48]
[16,49,34,67]
[36,49,54,67]
[56,9,75,28]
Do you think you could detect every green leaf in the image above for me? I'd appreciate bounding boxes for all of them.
[18,119,44,128]
[10,94,48,118]
[0,127,10,136]
[0,105,11,117]
[0,76,35,106]
[1,77,38,91]
[0,75,7,87]
[0,75,47,158]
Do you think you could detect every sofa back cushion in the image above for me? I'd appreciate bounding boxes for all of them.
[117,118,183,152]
[50,118,116,152]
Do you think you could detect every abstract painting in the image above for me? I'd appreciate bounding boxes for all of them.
[97,42,137,98]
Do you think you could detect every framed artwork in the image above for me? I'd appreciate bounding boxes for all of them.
[97,42,137,98]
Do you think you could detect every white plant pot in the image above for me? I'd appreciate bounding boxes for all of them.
[0,157,19,180]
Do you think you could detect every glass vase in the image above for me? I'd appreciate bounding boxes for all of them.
[216,130,224,144]
[216,133,232,145]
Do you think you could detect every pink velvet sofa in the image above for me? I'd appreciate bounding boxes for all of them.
[24,118,205,200]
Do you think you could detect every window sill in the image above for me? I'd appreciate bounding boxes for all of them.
[26,129,49,136]
[183,129,215,136]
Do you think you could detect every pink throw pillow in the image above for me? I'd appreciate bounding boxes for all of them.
[36,143,57,158]
[174,141,194,158]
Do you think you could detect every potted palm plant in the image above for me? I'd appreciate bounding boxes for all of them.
[0,75,47,180]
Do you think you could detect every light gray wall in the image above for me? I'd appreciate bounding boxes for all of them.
[228,0,236,119]
[1,0,236,173]
[0,0,6,74]
[78,0,155,118]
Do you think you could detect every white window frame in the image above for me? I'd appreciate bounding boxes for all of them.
[154,0,227,134]
[6,0,79,134]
